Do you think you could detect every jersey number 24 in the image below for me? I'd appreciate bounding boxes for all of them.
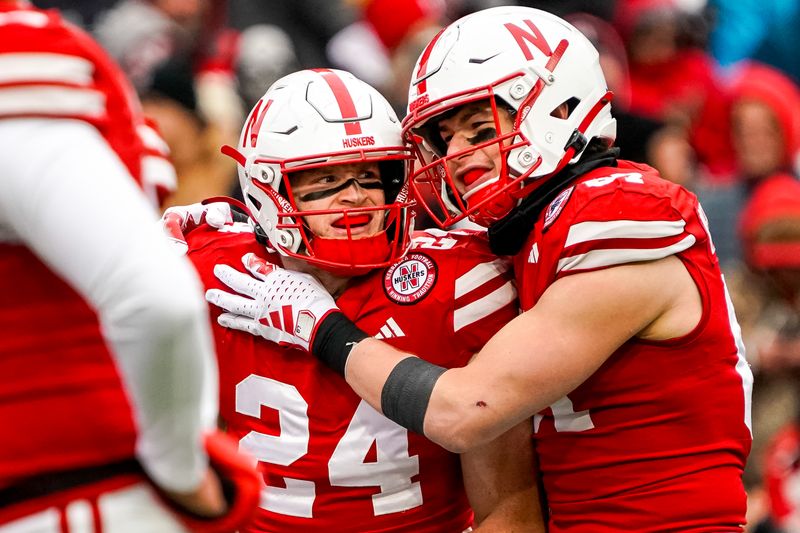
[236,374,423,518]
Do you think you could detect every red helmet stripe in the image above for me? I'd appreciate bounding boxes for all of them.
[242,98,272,148]
[313,68,362,136]
[414,27,445,95]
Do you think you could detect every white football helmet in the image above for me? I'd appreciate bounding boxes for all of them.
[403,6,617,227]
[223,69,414,275]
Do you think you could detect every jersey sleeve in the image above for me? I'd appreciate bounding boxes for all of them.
[415,229,518,359]
[0,11,116,121]
[0,8,175,203]
[549,172,703,279]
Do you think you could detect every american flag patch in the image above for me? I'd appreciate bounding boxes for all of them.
[544,186,574,229]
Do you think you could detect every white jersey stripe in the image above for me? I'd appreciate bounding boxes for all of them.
[557,235,697,272]
[454,280,516,332]
[141,155,177,191]
[0,53,94,86]
[721,275,753,435]
[455,259,510,299]
[137,123,170,154]
[565,219,686,247]
[0,10,49,28]
[0,86,105,118]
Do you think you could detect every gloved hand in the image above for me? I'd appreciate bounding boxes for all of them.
[206,253,340,352]
[161,201,234,255]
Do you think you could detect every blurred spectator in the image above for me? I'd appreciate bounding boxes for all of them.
[327,0,445,110]
[228,0,356,69]
[761,424,800,532]
[235,23,299,109]
[707,0,800,86]
[733,173,800,532]
[518,0,617,20]
[730,62,800,186]
[615,0,735,180]
[94,0,209,93]
[94,0,248,205]
[567,13,666,167]
[701,62,800,267]
[31,0,117,28]
[138,57,234,206]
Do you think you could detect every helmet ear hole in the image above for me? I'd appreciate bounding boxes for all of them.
[378,160,405,202]
[552,97,581,119]
[247,194,262,212]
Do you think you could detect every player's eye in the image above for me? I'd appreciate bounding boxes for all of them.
[356,171,383,189]
[316,175,337,185]
[466,127,497,145]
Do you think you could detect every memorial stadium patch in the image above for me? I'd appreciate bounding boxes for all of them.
[383,253,437,304]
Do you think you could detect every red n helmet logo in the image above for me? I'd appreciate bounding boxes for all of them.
[504,19,553,60]
[242,98,272,148]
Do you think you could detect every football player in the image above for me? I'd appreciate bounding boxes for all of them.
[177,68,542,531]
[0,1,258,532]
[209,7,754,532]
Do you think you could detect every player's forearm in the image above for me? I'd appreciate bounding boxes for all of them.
[344,338,404,409]
[462,419,544,532]
[345,339,509,452]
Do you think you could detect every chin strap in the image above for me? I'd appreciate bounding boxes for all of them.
[487,148,620,256]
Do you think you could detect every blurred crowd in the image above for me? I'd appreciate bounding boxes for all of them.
[32,0,800,529]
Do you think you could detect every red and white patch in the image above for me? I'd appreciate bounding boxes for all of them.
[544,186,574,229]
[383,253,437,304]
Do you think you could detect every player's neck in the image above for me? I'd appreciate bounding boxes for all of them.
[281,256,350,299]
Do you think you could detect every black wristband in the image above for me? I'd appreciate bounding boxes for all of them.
[381,357,447,435]
[311,312,369,375]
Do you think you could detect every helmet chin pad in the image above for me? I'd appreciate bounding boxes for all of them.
[463,175,520,226]
[308,230,395,276]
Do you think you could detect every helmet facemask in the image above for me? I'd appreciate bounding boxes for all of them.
[224,69,416,276]
[403,6,617,228]
[404,91,538,228]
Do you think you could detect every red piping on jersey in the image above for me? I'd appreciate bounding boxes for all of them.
[312,69,362,136]
[0,79,94,90]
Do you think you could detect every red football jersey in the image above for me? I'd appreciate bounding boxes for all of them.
[514,161,753,532]
[187,224,517,532]
[0,246,138,491]
[0,1,174,205]
[0,2,161,493]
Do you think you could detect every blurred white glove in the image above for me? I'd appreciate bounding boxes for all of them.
[161,202,234,255]
[206,253,339,352]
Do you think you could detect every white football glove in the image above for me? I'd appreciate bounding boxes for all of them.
[161,202,234,255]
[206,253,339,352]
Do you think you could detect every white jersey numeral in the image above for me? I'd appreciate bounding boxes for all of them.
[329,401,422,515]
[235,374,423,518]
[414,235,457,250]
[583,172,643,188]
[534,394,595,433]
[236,375,315,517]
